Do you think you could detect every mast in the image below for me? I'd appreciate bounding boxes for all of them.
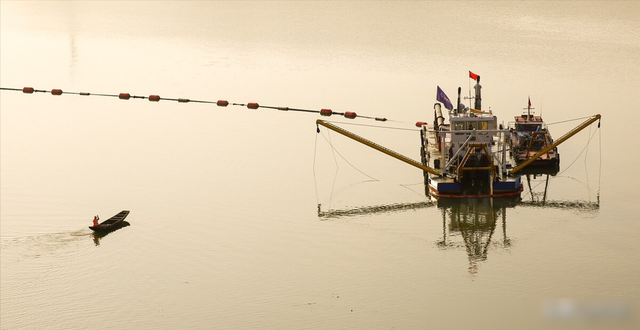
[457,87,461,114]
[525,97,534,118]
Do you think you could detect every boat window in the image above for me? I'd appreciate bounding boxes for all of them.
[480,121,488,130]
[519,124,539,131]
[467,122,477,130]
[453,122,465,131]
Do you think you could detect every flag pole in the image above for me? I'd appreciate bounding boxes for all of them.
[468,71,472,110]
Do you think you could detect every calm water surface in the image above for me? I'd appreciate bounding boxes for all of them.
[2,1,639,329]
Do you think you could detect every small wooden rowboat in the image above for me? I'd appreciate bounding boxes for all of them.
[89,210,130,231]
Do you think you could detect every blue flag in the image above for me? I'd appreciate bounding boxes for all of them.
[436,86,453,111]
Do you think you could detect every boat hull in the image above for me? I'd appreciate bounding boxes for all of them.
[427,175,522,199]
[509,115,560,175]
[89,210,130,232]
[514,160,559,175]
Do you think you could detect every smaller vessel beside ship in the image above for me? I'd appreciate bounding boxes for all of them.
[508,99,560,175]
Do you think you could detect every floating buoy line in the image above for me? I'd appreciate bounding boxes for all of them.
[0,86,389,122]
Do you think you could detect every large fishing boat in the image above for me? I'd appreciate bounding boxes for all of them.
[509,100,560,175]
[418,87,522,198]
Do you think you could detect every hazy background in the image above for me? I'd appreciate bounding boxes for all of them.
[2,1,639,329]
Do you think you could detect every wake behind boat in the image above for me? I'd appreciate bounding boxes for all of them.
[89,210,130,231]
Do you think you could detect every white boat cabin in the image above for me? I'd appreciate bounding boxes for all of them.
[447,114,498,156]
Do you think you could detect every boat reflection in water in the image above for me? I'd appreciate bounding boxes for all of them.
[92,221,131,246]
[318,174,599,275]
[436,197,517,276]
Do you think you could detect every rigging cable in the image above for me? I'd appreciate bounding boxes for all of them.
[522,120,602,201]
[585,125,592,199]
[313,125,321,212]
[398,181,430,199]
[324,120,419,132]
[317,128,379,182]
[322,119,446,200]
[324,125,339,213]
[557,124,599,177]
[316,121,430,204]
[545,115,595,126]
[314,124,382,213]
[597,119,602,204]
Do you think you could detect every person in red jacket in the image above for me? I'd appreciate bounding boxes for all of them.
[92,215,99,227]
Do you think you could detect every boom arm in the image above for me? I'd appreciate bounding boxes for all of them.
[316,120,441,176]
[511,114,601,174]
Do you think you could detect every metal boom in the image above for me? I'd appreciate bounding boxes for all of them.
[316,120,441,176]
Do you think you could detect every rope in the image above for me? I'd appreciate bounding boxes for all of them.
[319,129,378,181]
[399,182,430,199]
[315,123,429,207]
[584,125,592,198]
[557,125,599,176]
[314,125,382,213]
[313,126,321,209]
[523,125,602,201]
[324,120,419,132]
[597,122,602,203]
[545,115,594,126]
[325,128,339,212]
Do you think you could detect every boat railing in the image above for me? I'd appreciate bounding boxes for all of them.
[437,128,511,179]
[445,134,474,169]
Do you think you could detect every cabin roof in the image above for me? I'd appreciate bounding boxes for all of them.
[450,115,496,121]
[515,114,543,123]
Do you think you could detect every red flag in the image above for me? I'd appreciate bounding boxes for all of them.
[469,71,479,81]
[528,97,531,107]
